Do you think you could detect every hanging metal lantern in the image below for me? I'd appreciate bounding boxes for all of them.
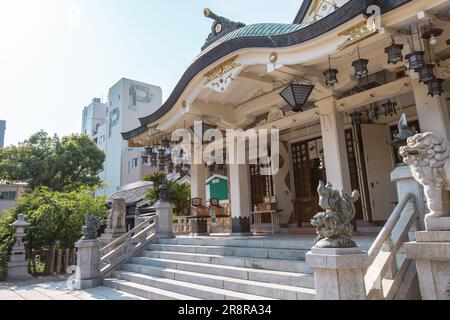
[382,101,397,117]
[352,59,369,78]
[351,112,363,125]
[417,64,435,83]
[422,24,443,46]
[366,105,379,123]
[352,47,369,79]
[323,56,338,86]
[323,69,339,86]
[427,78,444,97]
[385,43,404,65]
[279,83,315,112]
[141,153,149,162]
[405,51,425,70]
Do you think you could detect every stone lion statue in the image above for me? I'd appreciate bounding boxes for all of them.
[400,132,450,218]
[310,181,360,248]
[106,198,127,232]
[81,214,100,240]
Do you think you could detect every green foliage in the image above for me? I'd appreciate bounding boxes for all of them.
[0,131,105,192]
[143,173,191,216]
[0,213,15,281]
[142,172,167,191]
[15,187,108,250]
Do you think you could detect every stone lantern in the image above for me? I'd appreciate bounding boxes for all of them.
[159,184,170,202]
[7,214,32,280]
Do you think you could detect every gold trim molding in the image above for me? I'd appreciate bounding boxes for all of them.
[337,20,378,51]
[204,55,241,82]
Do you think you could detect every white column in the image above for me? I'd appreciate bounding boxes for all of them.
[229,162,252,234]
[191,164,206,203]
[317,97,352,193]
[412,80,450,141]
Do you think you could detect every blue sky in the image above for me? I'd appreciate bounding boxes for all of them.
[0,0,303,146]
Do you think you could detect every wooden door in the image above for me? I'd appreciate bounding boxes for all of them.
[361,124,397,222]
[345,129,364,220]
[291,138,326,226]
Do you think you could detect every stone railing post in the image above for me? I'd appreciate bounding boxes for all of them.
[74,215,101,290]
[306,247,369,300]
[391,165,426,230]
[7,214,32,280]
[153,184,175,239]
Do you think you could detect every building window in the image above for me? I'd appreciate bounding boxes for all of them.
[132,158,138,168]
[99,135,106,143]
[0,191,16,201]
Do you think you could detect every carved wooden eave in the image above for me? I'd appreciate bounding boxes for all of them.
[203,55,243,93]
[204,55,241,82]
[337,20,378,50]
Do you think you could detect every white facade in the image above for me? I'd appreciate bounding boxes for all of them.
[82,78,162,196]
[0,120,6,148]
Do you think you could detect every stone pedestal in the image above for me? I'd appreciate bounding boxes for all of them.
[7,214,32,281]
[306,247,369,300]
[424,216,450,231]
[74,240,101,290]
[154,201,175,239]
[391,165,427,230]
[7,255,32,281]
[404,231,450,300]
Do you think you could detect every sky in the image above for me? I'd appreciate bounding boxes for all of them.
[0,0,303,146]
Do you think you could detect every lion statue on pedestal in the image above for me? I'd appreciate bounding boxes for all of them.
[400,132,450,218]
[311,181,360,248]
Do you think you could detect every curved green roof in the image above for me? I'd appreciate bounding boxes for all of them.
[201,22,311,54]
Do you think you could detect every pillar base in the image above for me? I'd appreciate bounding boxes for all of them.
[154,201,175,239]
[190,218,209,237]
[7,255,32,281]
[74,278,102,290]
[405,231,450,300]
[306,247,369,300]
[231,217,251,234]
[74,239,101,290]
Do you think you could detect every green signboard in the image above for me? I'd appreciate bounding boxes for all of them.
[205,174,229,204]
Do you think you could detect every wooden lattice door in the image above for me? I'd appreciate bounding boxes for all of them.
[291,138,326,226]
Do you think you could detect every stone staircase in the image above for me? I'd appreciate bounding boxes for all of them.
[102,237,316,300]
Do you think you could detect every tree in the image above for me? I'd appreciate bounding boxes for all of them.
[14,187,108,275]
[0,213,15,280]
[0,131,105,192]
[143,173,191,216]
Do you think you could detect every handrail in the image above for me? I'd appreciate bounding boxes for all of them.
[367,193,416,265]
[364,192,419,300]
[101,215,155,254]
[100,215,158,277]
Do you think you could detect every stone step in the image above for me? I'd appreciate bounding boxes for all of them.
[148,243,307,261]
[156,237,313,250]
[131,256,313,287]
[123,263,316,299]
[141,250,312,273]
[102,278,199,300]
[112,271,276,300]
